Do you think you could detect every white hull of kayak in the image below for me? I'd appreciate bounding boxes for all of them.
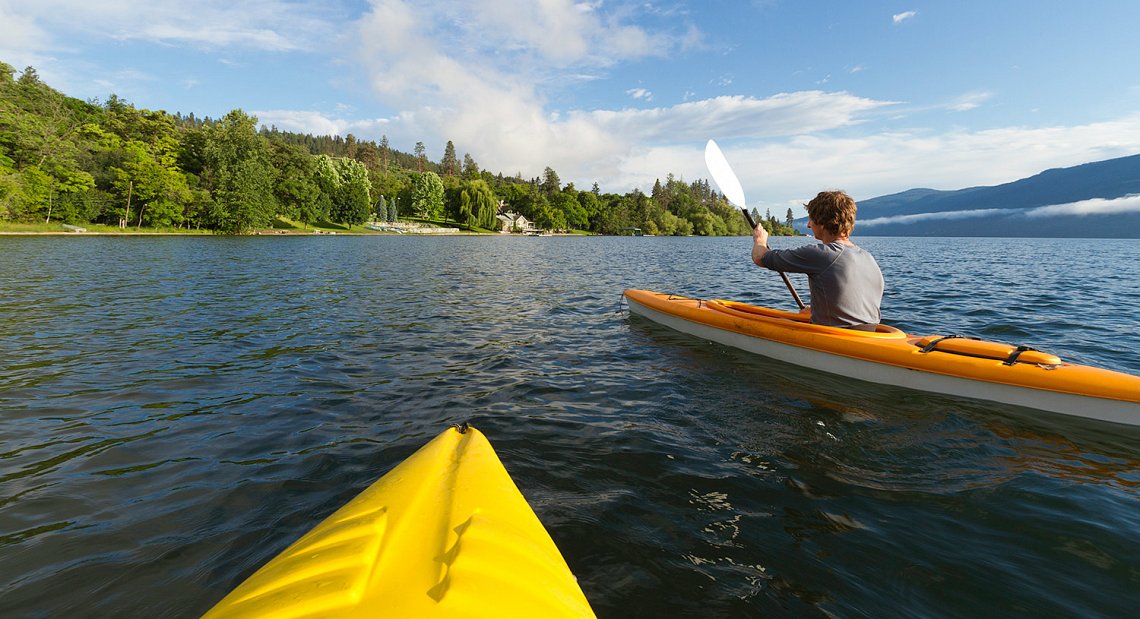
[626,296,1139,426]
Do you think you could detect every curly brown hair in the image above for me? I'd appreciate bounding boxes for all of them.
[805,191,857,237]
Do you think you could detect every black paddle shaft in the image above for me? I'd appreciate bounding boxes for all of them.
[742,208,806,310]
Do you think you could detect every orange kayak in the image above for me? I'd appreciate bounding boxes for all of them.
[624,289,1140,426]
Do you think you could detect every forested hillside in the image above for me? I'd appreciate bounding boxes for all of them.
[0,61,797,236]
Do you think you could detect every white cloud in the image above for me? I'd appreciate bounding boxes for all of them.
[859,208,1007,227]
[0,4,49,52]
[351,0,693,177]
[627,88,653,101]
[0,0,338,52]
[582,92,894,143]
[0,0,341,94]
[947,91,992,111]
[1026,194,1140,217]
[0,3,55,73]
[252,109,391,138]
[893,11,917,24]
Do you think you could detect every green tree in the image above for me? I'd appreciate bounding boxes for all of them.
[505,183,549,224]
[540,166,561,197]
[345,133,358,160]
[91,101,193,228]
[387,195,399,222]
[577,190,602,231]
[269,141,320,223]
[445,179,498,230]
[355,141,379,169]
[441,140,458,177]
[380,135,391,170]
[203,109,276,233]
[374,195,388,222]
[332,157,371,225]
[553,190,586,230]
[371,162,408,196]
[0,151,17,220]
[112,141,191,228]
[414,141,426,172]
[597,193,633,234]
[0,68,98,222]
[462,153,479,179]
[313,154,340,222]
[406,171,444,219]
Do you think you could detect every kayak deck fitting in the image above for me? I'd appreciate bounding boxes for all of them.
[623,289,1140,426]
[204,425,595,618]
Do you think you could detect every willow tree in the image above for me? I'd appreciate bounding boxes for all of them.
[446,179,498,230]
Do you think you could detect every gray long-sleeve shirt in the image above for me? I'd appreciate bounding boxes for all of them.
[761,241,884,327]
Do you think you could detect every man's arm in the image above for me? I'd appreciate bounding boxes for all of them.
[751,224,769,267]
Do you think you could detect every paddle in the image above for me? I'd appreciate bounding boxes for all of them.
[704,139,806,310]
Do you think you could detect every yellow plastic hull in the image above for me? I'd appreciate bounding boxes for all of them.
[204,426,595,618]
[624,289,1140,425]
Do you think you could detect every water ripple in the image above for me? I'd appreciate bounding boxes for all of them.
[1,236,1138,617]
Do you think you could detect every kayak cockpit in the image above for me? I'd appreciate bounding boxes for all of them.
[706,298,908,339]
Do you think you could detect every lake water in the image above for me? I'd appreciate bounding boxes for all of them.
[1,235,1138,618]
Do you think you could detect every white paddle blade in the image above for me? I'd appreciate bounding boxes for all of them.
[704,139,746,208]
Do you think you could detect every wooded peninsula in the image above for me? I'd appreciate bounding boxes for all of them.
[0,62,800,237]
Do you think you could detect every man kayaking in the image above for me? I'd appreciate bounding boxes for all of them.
[751,190,884,329]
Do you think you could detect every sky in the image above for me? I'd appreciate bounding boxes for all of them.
[4,0,1140,217]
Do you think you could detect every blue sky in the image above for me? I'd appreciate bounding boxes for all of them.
[4,0,1140,217]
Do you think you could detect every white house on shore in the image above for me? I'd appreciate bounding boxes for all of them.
[496,212,538,234]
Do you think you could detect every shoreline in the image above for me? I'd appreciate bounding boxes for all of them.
[0,230,589,237]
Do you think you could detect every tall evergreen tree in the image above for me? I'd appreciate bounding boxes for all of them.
[540,166,561,197]
[462,153,479,179]
[375,195,387,222]
[414,141,426,172]
[345,133,358,160]
[441,140,458,177]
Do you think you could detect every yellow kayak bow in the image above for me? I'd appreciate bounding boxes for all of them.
[204,425,595,618]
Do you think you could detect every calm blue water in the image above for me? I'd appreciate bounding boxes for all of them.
[1,235,1138,618]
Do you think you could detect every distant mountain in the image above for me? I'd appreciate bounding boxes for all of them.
[833,154,1140,237]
